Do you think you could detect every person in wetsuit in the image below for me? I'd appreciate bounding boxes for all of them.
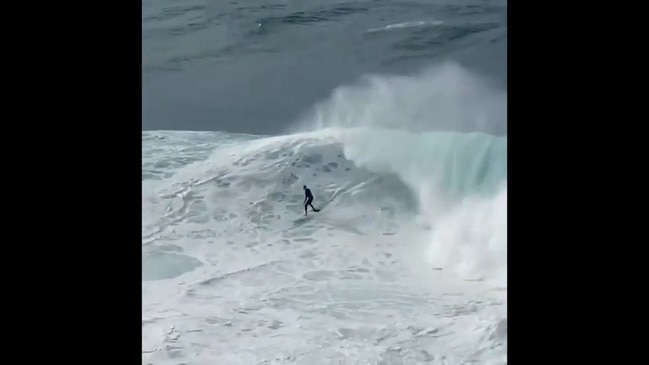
[303,185,318,215]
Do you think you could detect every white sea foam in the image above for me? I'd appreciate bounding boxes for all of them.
[142,62,507,364]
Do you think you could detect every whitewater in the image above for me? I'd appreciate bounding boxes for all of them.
[142,63,507,364]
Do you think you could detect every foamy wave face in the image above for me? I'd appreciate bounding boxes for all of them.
[144,129,507,285]
[142,130,506,364]
[332,127,507,286]
[288,60,508,287]
[427,185,507,287]
[142,132,418,246]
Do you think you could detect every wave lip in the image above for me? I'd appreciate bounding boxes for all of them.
[334,127,506,202]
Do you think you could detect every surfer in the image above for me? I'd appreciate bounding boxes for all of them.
[303,185,319,215]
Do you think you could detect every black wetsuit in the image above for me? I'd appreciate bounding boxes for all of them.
[304,188,315,215]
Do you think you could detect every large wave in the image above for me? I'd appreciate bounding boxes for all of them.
[297,61,508,287]
[144,61,507,288]
[329,127,507,287]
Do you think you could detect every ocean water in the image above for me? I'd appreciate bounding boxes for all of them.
[142,0,507,364]
[143,0,506,134]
